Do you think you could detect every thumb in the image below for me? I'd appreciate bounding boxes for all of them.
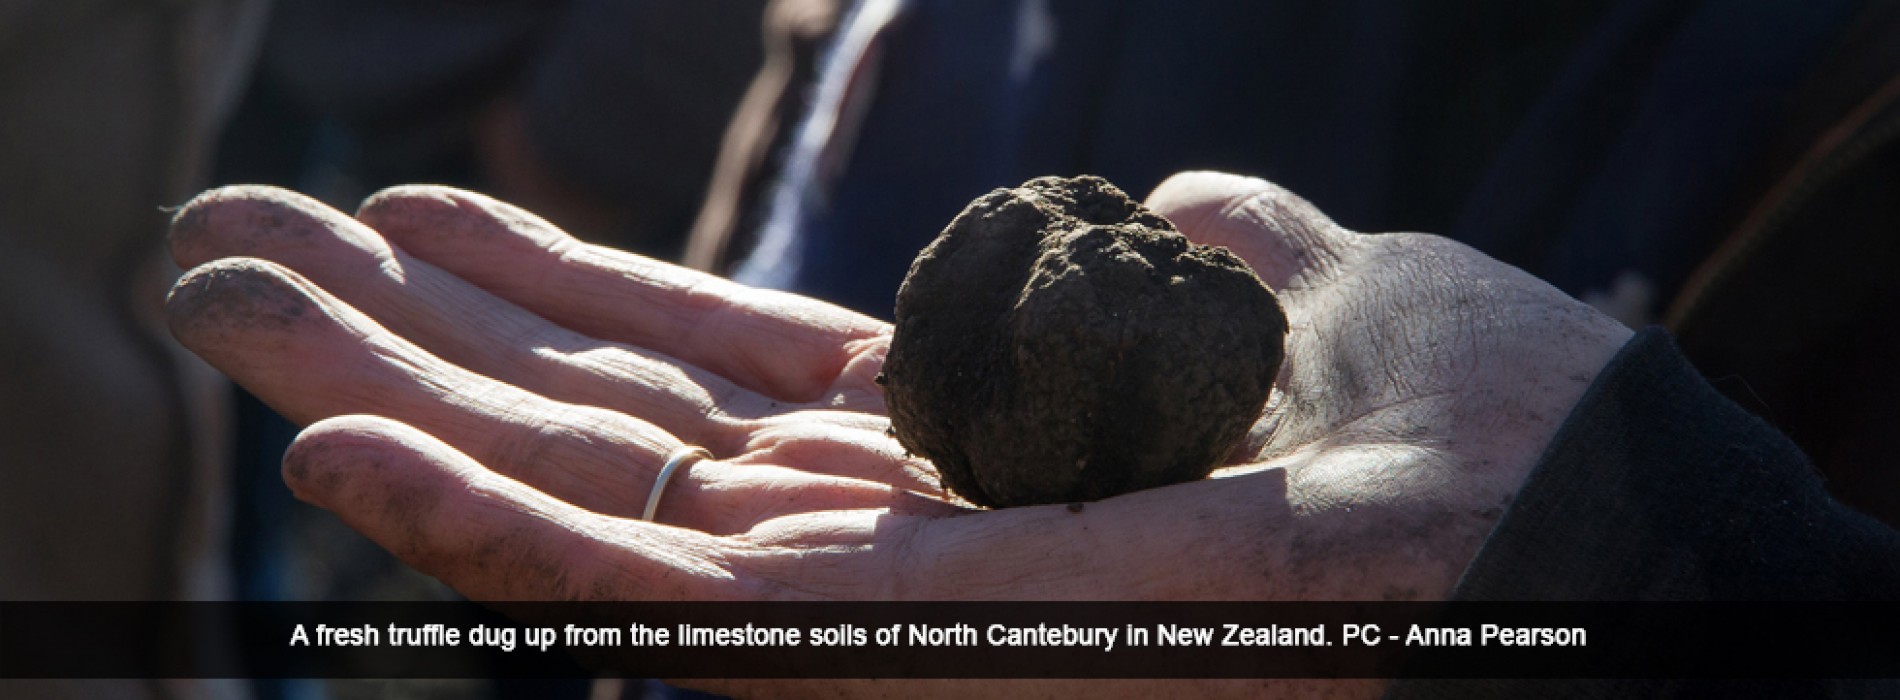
[1144,171,1353,291]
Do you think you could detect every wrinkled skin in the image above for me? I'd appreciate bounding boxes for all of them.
[166,171,1630,698]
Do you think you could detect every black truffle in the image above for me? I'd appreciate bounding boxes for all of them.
[880,175,1287,508]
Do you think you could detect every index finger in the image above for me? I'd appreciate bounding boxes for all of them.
[356,186,890,404]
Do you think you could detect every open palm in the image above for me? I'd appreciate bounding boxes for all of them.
[169,171,1629,696]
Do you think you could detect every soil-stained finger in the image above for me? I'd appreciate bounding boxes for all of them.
[169,185,763,454]
[167,258,904,532]
[355,185,890,405]
[283,414,747,601]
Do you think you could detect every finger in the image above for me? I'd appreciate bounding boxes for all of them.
[740,409,945,496]
[168,186,764,454]
[283,414,747,601]
[1144,171,1355,291]
[355,185,891,404]
[167,258,911,532]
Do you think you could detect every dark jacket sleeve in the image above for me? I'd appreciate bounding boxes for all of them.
[1455,327,1900,601]
[1387,327,1900,698]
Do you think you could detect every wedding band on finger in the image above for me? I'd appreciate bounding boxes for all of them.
[641,446,714,522]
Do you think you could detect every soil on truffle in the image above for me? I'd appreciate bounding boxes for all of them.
[880,175,1288,508]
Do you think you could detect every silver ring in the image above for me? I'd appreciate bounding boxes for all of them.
[642,446,713,522]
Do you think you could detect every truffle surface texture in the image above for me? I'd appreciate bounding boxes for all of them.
[881,175,1287,508]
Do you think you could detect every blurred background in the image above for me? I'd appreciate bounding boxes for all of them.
[3,1,1897,698]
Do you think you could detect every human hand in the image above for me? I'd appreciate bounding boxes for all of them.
[167,171,1629,696]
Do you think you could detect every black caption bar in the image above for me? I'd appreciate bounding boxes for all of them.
[1,601,1895,679]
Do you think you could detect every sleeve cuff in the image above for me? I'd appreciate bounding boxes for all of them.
[1447,327,1900,601]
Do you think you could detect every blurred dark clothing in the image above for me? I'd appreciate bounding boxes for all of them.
[694,0,1900,526]
[232,0,767,256]
[0,1,269,698]
[1394,329,1900,697]
[0,0,264,605]
[1660,9,1900,539]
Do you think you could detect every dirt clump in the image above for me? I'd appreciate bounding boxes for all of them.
[879,175,1287,508]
